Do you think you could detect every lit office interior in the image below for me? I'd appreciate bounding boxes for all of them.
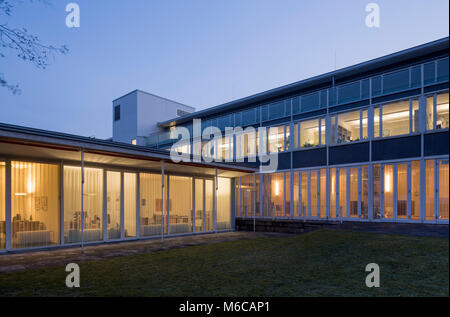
[0,162,232,250]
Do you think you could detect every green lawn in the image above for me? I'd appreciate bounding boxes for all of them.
[0,229,448,297]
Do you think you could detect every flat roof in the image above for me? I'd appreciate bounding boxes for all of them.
[113,89,196,111]
[158,37,449,128]
[0,122,255,177]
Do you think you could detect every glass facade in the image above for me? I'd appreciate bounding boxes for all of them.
[64,166,103,244]
[169,176,193,234]
[107,171,121,240]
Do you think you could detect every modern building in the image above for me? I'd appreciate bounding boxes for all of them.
[0,37,448,253]
[146,37,449,226]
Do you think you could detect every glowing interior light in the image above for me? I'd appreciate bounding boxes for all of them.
[27,179,35,194]
[385,172,392,193]
[275,181,280,196]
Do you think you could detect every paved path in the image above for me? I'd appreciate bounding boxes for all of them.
[0,232,287,274]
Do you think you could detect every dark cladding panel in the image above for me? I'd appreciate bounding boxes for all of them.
[292,148,327,168]
[424,131,449,156]
[329,142,369,165]
[372,135,421,161]
[276,152,291,170]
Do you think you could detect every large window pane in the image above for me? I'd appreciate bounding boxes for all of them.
[319,169,326,218]
[438,160,449,220]
[300,119,319,148]
[195,179,204,232]
[337,110,361,143]
[374,107,380,138]
[397,164,408,219]
[373,164,381,219]
[241,175,255,217]
[436,92,449,130]
[124,173,136,238]
[412,100,419,133]
[64,166,102,244]
[362,110,368,140]
[437,58,449,82]
[169,176,193,234]
[338,81,360,104]
[301,172,308,217]
[425,160,435,221]
[107,171,121,240]
[339,169,347,218]
[285,173,291,217]
[270,173,284,217]
[302,92,320,112]
[383,69,409,94]
[310,171,318,217]
[330,168,337,218]
[217,178,231,230]
[411,161,420,221]
[361,166,369,219]
[293,172,299,218]
[382,100,410,137]
[426,96,434,130]
[384,165,394,219]
[263,175,269,217]
[12,162,60,248]
[268,125,285,153]
[349,168,358,218]
[205,179,214,231]
[140,173,167,236]
[0,162,4,249]
[269,101,284,120]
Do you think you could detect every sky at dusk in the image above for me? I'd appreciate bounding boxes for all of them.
[0,0,448,139]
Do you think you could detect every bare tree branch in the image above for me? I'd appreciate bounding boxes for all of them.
[0,0,68,94]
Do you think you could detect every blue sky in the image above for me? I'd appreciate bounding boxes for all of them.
[0,0,448,139]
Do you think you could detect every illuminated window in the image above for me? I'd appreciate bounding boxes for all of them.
[330,168,337,218]
[397,164,408,219]
[139,173,167,236]
[300,172,308,217]
[411,161,420,220]
[412,100,419,133]
[384,165,394,219]
[436,92,449,130]
[64,166,103,244]
[107,171,121,240]
[438,160,449,220]
[0,162,5,249]
[270,173,284,217]
[131,139,137,145]
[268,125,285,153]
[300,119,320,148]
[382,100,410,137]
[425,160,435,221]
[373,164,381,219]
[426,96,434,130]
[310,171,318,217]
[217,178,231,230]
[124,173,137,238]
[339,169,347,218]
[374,107,381,138]
[337,110,362,143]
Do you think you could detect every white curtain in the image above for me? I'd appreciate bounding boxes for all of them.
[11,161,59,248]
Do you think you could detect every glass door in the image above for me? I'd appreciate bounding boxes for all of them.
[107,171,121,240]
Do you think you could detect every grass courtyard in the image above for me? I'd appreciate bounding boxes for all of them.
[0,229,448,297]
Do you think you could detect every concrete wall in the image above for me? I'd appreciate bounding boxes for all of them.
[112,90,195,145]
[112,91,138,144]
